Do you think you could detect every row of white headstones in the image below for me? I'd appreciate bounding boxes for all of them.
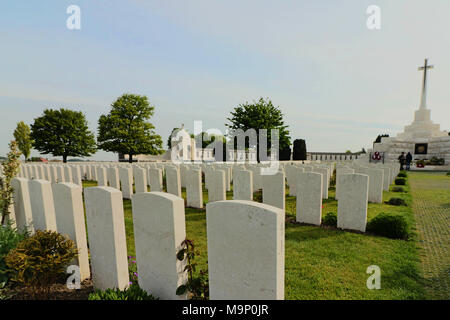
[8,159,399,300]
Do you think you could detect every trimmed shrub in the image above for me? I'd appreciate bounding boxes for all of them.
[391,187,404,193]
[292,139,307,160]
[279,146,292,161]
[5,230,78,299]
[395,178,406,185]
[386,197,407,206]
[397,172,407,178]
[253,189,262,203]
[322,212,337,227]
[88,284,157,300]
[0,222,29,284]
[366,213,410,239]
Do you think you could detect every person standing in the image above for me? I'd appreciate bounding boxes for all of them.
[406,152,413,171]
[398,152,406,170]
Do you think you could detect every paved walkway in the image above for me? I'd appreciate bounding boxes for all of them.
[409,172,450,299]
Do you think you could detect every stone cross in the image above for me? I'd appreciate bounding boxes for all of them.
[418,58,434,109]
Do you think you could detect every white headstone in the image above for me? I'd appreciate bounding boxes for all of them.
[186,169,203,208]
[148,168,163,192]
[296,172,322,225]
[63,166,73,183]
[52,183,90,281]
[262,171,285,210]
[56,166,65,183]
[134,167,148,193]
[28,179,57,231]
[233,169,253,201]
[312,167,329,199]
[208,170,226,202]
[337,174,369,232]
[11,178,33,233]
[70,166,81,185]
[206,200,284,300]
[335,167,355,200]
[166,166,182,197]
[84,186,129,290]
[357,167,384,203]
[132,192,187,300]
[119,167,133,199]
[96,167,108,186]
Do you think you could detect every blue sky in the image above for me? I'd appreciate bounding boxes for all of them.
[1,0,449,160]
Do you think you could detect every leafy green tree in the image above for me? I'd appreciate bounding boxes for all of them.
[30,108,96,163]
[97,94,163,163]
[292,139,307,160]
[0,141,21,225]
[226,97,291,162]
[13,121,33,162]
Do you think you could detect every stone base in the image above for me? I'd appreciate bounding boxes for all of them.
[370,135,450,165]
[410,164,450,172]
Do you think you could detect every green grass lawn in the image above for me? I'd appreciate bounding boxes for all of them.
[82,172,426,300]
[408,171,450,299]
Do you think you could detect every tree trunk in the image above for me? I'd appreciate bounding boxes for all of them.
[256,134,260,163]
[128,154,133,163]
[63,155,67,163]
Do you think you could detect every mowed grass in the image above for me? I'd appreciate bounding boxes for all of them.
[82,172,426,300]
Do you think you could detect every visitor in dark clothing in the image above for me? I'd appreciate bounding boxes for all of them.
[398,152,406,170]
[405,152,413,171]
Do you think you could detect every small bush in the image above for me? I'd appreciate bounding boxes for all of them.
[366,213,411,239]
[330,169,336,186]
[128,255,138,285]
[427,157,444,165]
[5,230,78,299]
[386,197,407,206]
[176,239,209,300]
[88,284,157,300]
[253,189,262,203]
[391,187,404,193]
[397,172,407,178]
[322,212,337,227]
[0,222,29,284]
[446,172,450,176]
[395,178,406,185]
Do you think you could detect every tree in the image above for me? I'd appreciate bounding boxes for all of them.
[97,94,163,163]
[13,121,33,162]
[226,97,291,162]
[279,146,291,161]
[30,108,96,163]
[0,141,21,225]
[292,139,307,160]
